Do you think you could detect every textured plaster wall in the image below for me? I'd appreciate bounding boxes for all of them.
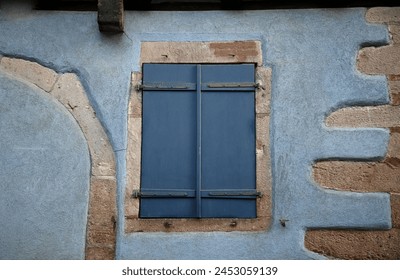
[0,66,90,259]
[0,0,392,259]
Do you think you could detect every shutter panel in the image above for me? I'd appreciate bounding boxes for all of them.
[140,64,256,218]
[201,64,256,218]
[140,64,197,218]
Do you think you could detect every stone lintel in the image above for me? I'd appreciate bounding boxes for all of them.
[141,41,263,66]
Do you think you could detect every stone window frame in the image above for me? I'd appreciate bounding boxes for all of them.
[125,41,272,232]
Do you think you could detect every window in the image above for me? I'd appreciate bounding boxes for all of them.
[125,41,271,232]
[139,63,258,218]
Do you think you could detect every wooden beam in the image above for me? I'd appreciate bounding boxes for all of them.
[98,0,124,33]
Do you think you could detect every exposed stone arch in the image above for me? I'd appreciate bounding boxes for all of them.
[0,56,117,260]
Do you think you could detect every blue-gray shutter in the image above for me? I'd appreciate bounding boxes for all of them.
[140,64,256,218]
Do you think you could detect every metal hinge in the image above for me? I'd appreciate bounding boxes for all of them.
[206,82,261,89]
[132,190,190,198]
[136,82,261,91]
[136,83,195,91]
[208,191,263,198]
[132,189,262,198]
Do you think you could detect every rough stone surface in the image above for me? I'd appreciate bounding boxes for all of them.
[50,73,116,177]
[388,130,400,158]
[389,24,400,44]
[357,46,400,75]
[255,67,272,114]
[305,229,400,259]
[0,57,58,92]
[125,217,269,232]
[325,105,400,128]
[357,11,400,75]
[313,161,400,193]
[125,72,142,219]
[86,177,117,258]
[366,7,400,23]
[86,246,115,260]
[389,76,400,105]
[141,41,262,65]
[391,194,400,229]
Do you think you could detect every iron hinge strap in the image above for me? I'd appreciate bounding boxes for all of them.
[208,191,263,198]
[206,82,262,89]
[132,190,190,198]
[136,82,262,91]
[136,83,195,91]
[132,190,262,198]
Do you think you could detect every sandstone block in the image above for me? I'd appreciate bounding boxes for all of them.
[326,105,400,128]
[358,46,400,75]
[305,229,400,259]
[86,246,115,260]
[366,7,400,24]
[141,41,262,65]
[313,161,400,193]
[391,193,400,228]
[0,57,58,92]
[51,73,116,177]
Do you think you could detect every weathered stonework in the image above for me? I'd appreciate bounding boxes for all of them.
[388,129,400,158]
[307,7,400,259]
[389,24,400,44]
[85,177,117,260]
[140,41,263,66]
[50,73,116,177]
[357,46,400,75]
[358,9,400,76]
[125,72,142,219]
[305,229,400,260]
[391,193,400,228]
[389,75,400,105]
[313,161,400,193]
[85,246,115,260]
[126,41,272,232]
[0,57,58,92]
[0,57,117,260]
[325,105,400,128]
[366,7,400,23]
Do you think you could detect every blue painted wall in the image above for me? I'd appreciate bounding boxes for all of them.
[0,71,90,259]
[0,0,391,259]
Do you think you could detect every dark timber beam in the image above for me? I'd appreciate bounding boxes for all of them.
[98,0,124,33]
